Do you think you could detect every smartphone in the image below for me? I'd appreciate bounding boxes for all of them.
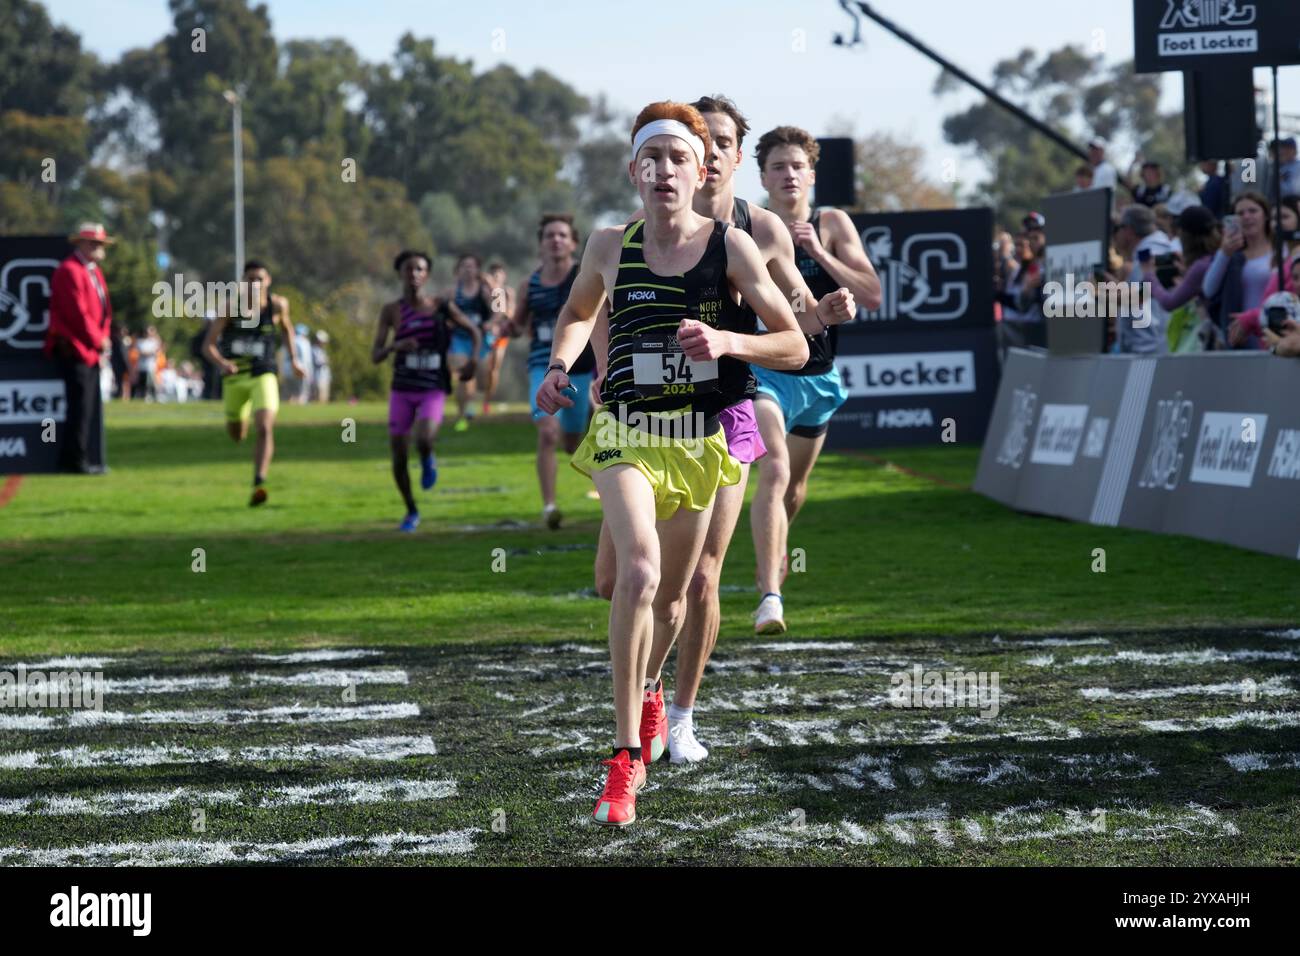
[1137,248,1152,264]
[1266,306,1289,335]
[1223,215,1240,235]
[1154,253,1179,289]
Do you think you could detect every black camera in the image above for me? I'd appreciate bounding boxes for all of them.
[1266,306,1290,335]
[1153,253,1179,290]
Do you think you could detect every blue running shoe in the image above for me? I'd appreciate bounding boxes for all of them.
[420,454,438,490]
[399,512,420,533]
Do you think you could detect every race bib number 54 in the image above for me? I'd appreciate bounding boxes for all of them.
[630,332,718,399]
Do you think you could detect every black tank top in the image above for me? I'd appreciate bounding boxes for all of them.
[726,197,758,406]
[527,265,596,375]
[602,219,753,433]
[218,299,278,377]
[391,298,451,393]
[792,210,839,376]
[454,281,492,330]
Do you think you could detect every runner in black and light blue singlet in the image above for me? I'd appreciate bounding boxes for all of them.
[751,208,848,439]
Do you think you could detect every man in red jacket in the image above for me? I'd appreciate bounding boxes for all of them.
[46,223,113,474]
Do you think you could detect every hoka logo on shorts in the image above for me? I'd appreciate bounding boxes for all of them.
[593,449,622,464]
[626,290,656,302]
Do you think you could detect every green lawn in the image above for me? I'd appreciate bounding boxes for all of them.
[1,401,1296,655]
[1,402,1297,865]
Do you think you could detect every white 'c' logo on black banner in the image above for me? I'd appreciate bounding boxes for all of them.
[0,258,59,351]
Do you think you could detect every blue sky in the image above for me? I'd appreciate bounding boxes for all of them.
[44,0,1300,200]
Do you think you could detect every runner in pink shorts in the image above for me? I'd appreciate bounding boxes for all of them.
[372,249,480,532]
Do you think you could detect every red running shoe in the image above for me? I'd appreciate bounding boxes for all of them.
[640,684,669,764]
[592,750,646,826]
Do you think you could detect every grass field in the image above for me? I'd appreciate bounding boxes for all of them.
[1,401,1298,864]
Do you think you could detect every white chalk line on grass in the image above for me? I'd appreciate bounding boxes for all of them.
[6,668,411,699]
[245,668,409,688]
[250,649,382,663]
[0,830,478,866]
[0,702,419,731]
[5,656,116,670]
[0,777,456,817]
[0,735,437,771]
[1069,649,1299,667]
[1080,676,1292,701]
[993,636,1111,648]
[1142,710,1300,733]
[1266,629,1300,640]
[750,642,857,652]
[733,802,1237,850]
[1223,751,1300,773]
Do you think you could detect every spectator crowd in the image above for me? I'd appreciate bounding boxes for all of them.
[995,135,1300,359]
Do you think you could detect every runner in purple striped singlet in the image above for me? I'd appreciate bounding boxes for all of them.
[372,250,481,532]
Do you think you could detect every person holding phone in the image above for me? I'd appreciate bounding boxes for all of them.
[1113,205,1174,353]
[1140,205,1223,351]
[1202,193,1276,348]
[1261,288,1300,357]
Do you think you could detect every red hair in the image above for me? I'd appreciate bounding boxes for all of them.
[630,101,711,164]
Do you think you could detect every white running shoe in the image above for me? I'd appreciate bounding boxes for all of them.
[543,503,562,530]
[668,719,709,764]
[754,593,786,635]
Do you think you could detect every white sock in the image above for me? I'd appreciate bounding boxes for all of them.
[668,703,692,727]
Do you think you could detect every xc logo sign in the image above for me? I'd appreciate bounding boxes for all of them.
[0,258,60,351]
[858,227,970,322]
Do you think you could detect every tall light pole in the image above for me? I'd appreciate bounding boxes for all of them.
[223,89,245,284]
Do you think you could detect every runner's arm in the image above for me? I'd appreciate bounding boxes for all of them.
[710,228,808,371]
[816,209,882,310]
[202,315,233,371]
[537,229,616,411]
[508,280,531,338]
[279,298,306,377]
[370,304,396,363]
[757,210,854,334]
[589,302,610,406]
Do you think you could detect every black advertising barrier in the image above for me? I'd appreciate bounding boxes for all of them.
[0,235,105,474]
[1133,0,1300,74]
[827,208,999,448]
[975,348,1300,561]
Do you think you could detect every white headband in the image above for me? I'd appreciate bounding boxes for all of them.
[632,119,706,168]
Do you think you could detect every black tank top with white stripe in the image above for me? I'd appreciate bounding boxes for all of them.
[391,298,451,393]
[602,219,753,433]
